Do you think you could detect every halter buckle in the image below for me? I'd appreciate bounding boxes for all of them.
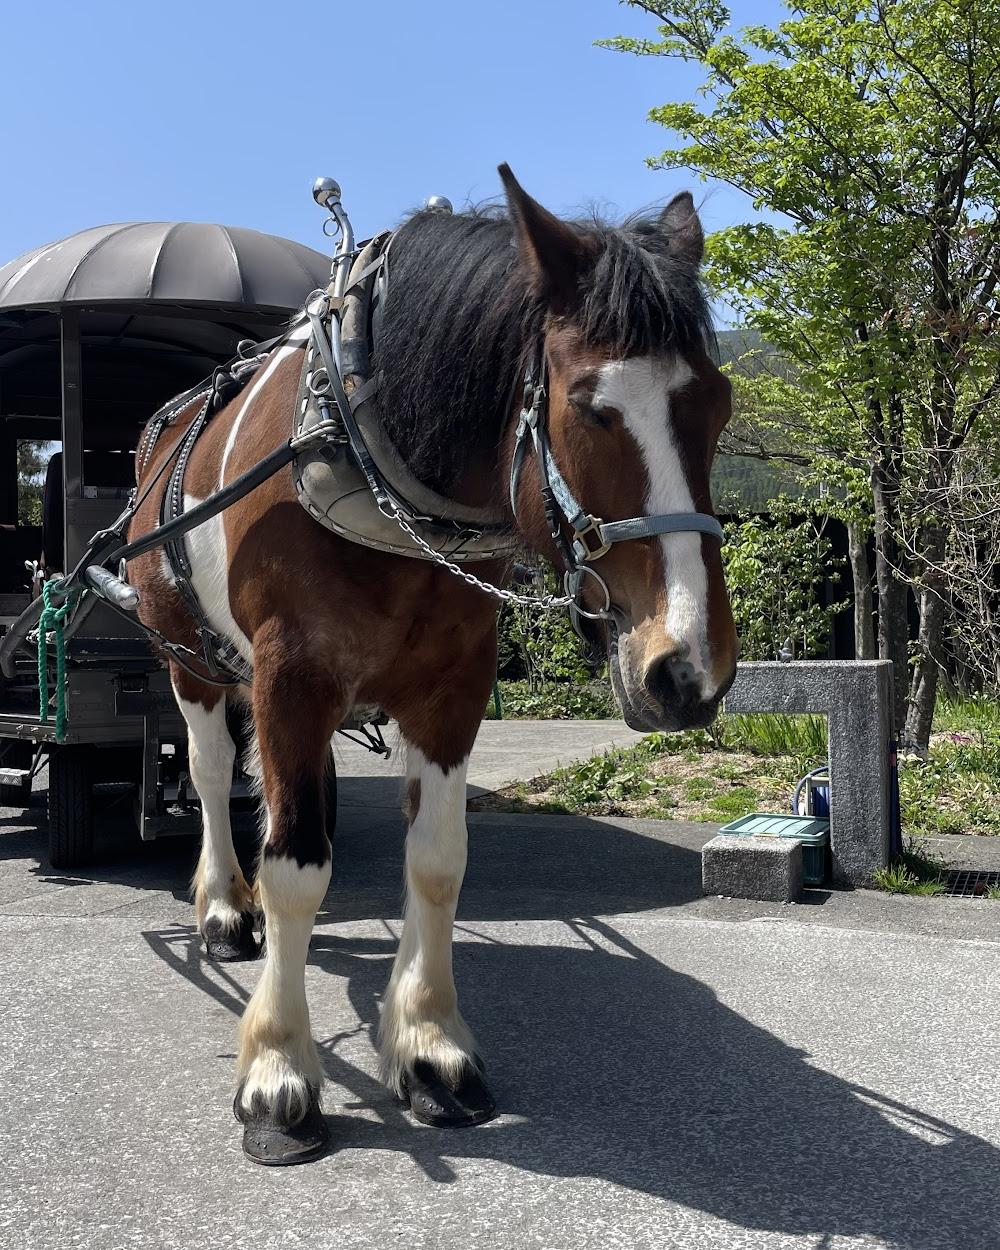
[573,516,612,562]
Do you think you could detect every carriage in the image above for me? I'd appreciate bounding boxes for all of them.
[0,219,387,868]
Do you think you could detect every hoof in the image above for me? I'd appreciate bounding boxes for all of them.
[203,913,259,962]
[234,1086,329,1167]
[400,1058,497,1128]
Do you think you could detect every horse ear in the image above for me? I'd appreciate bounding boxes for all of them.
[499,163,596,307]
[659,191,704,264]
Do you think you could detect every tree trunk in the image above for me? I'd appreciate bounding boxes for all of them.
[903,582,946,756]
[903,524,949,755]
[872,478,909,733]
[847,521,876,660]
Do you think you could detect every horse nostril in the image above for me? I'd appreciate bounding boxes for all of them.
[645,653,701,709]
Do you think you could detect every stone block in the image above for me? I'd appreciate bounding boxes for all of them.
[725,661,893,886]
[702,834,804,903]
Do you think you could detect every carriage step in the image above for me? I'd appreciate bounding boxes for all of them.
[0,766,30,788]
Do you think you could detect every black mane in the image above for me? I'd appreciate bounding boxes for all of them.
[372,206,712,494]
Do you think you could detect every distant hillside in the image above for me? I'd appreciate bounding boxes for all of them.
[711,454,813,512]
[712,329,817,510]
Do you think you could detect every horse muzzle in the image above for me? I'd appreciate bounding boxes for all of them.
[609,633,729,734]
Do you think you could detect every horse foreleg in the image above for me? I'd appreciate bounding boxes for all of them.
[172,670,257,962]
[379,738,496,1127]
[234,632,339,1165]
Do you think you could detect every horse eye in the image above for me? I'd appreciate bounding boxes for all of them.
[568,396,614,428]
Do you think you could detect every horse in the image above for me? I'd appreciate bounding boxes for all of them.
[126,165,739,1165]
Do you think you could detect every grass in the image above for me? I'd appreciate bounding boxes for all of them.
[470,718,819,822]
[472,690,1000,843]
[871,840,948,896]
[897,695,1000,837]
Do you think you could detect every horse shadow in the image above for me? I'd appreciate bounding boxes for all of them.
[143,903,1000,1249]
[0,773,714,921]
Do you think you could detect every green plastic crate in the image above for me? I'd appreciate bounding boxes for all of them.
[717,813,830,886]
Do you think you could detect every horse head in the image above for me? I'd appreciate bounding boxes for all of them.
[501,166,739,732]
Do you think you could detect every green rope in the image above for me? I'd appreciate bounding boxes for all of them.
[37,579,81,744]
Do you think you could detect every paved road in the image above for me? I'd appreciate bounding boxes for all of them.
[1,722,998,1250]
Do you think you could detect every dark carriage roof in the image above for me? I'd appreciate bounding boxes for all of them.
[0,222,331,314]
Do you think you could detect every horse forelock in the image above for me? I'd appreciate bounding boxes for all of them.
[372,207,713,496]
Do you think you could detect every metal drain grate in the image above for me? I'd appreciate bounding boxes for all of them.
[943,869,1000,898]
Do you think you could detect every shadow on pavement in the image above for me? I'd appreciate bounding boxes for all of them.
[144,917,998,1249]
[1,781,713,920]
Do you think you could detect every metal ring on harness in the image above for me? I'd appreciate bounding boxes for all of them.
[564,565,612,620]
[307,368,331,397]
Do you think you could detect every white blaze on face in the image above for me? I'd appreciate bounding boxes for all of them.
[592,355,717,697]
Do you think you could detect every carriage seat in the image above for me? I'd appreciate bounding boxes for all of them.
[42,450,135,572]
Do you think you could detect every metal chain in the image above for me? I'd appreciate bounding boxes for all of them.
[381,504,575,609]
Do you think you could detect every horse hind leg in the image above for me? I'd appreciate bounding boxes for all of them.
[378,736,496,1128]
[172,669,258,962]
[234,625,341,1165]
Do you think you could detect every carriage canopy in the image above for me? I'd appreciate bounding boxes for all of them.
[0,221,332,578]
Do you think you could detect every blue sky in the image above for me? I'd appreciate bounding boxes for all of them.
[3,1,782,267]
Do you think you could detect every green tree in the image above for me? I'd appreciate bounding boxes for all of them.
[603,0,1000,750]
[721,501,847,661]
[17,440,48,527]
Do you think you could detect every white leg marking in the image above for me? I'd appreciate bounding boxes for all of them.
[594,356,718,697]
[379,746,475,1094]
[238,849,331,1122]
[174,689,246,932]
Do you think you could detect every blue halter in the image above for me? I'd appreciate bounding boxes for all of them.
[509,355,724,572]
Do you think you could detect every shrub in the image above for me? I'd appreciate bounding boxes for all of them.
[497,566,596,688]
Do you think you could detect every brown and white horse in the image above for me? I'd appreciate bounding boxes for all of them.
[127,167,738,1164]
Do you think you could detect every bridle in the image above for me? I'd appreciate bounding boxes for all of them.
[508,350,724,630]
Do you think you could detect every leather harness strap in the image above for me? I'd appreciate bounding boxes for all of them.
[509,353,723,569]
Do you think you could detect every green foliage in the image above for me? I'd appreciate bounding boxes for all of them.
[897,691,1000,836]
[497,567,595,688]
[724,712,827,762]
[602,0,1000,727]
[483,694,998,837]
[873,840,947,895]
[872,863,946,896]
[549,746,657,809]
[18,440,48,528]
[485,680,616,721]
[721,502,846,661]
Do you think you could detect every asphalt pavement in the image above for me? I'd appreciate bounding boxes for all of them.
[1,721,997,1250]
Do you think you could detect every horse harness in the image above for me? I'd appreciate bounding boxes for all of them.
[62,227,724,687]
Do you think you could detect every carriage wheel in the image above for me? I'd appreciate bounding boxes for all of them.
[48,746,95,869]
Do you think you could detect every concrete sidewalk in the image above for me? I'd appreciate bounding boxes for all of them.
[333,716,645,806]
[1,721,998,1250]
